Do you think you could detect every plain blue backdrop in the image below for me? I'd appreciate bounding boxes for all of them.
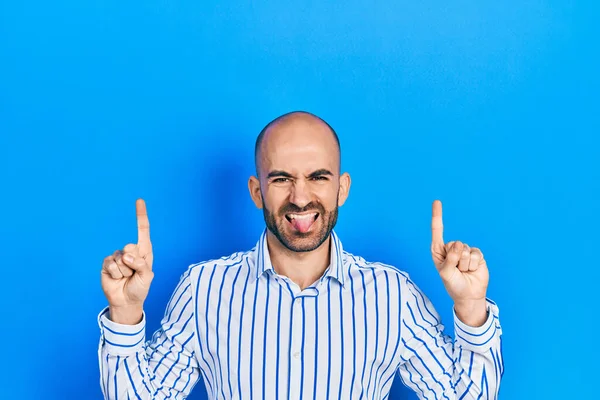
[1,1,598,398]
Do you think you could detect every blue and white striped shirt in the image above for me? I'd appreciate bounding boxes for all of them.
[98,229,504,399]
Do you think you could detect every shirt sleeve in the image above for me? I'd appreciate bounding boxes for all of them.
[395,275,504,399]
[98,268,202,399]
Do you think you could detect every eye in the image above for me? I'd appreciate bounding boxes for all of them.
[272,178,290,183]
[311,176,328,181]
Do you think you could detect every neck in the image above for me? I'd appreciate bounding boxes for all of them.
[266,230,332,290]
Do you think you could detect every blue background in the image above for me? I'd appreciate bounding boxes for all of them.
[1,1,598,398]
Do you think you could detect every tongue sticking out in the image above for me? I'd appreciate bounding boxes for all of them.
[290,215,316,233]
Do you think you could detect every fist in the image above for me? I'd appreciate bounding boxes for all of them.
[101,199,154,318]
[430,200,489,303]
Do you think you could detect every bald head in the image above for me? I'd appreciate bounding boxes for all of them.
[254,111,341,177]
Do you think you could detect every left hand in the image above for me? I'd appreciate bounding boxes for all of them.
[431,200,489,323]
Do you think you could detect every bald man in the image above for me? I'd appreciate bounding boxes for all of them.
[98,111,503,400]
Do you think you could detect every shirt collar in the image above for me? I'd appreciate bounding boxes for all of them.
[252,228,346,287]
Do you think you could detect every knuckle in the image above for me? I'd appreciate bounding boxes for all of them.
[106,266,121,278]
[123,243,137,252]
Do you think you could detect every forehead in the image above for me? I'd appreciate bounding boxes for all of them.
[259,118,339,173]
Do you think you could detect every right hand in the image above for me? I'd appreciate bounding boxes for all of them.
[101,198,154,324]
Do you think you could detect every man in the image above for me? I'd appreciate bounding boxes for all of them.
[98,111,503,399]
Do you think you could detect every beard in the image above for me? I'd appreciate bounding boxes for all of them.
[262,198,339,253]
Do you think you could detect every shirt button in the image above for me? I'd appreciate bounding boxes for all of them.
[293,351,301,359]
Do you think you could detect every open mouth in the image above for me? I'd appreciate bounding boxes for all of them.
[285,212,319,233]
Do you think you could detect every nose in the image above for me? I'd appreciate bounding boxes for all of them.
[289,180,312,209]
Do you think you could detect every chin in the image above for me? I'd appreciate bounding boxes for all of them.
[279,229,327,252]
[283,239,323,253]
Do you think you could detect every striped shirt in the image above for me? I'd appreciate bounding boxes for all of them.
[98,229,504,399]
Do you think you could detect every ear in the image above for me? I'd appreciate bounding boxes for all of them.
[337,172,351,206]
[248,175,263,209]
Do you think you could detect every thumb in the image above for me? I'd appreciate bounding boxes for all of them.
[124,256,154,293]
[122,253,153,277]
[437,241,462,280]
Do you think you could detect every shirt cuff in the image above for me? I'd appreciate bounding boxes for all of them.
[98,306,146,355]
[453,298,500,352]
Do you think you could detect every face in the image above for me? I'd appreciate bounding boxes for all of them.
[249,115,351,252]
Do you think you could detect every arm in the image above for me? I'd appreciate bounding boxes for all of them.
[98,268,202,399]
[396,277,503,399]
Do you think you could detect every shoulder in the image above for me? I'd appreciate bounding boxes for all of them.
[184,248,255,283]
[343,250,410,283]
[342,251,435,307]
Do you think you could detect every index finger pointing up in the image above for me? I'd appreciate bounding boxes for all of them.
[431,199,444,246]
[136,198,151,245]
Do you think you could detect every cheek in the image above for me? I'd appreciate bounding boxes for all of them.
[316,186,340,208]
[262,188,288,212]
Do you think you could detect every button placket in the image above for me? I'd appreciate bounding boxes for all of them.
[288,296,303,400]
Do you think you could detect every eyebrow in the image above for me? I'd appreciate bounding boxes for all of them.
[308,169,334,178]
[266,169,334,179]
[266,170,294,179]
